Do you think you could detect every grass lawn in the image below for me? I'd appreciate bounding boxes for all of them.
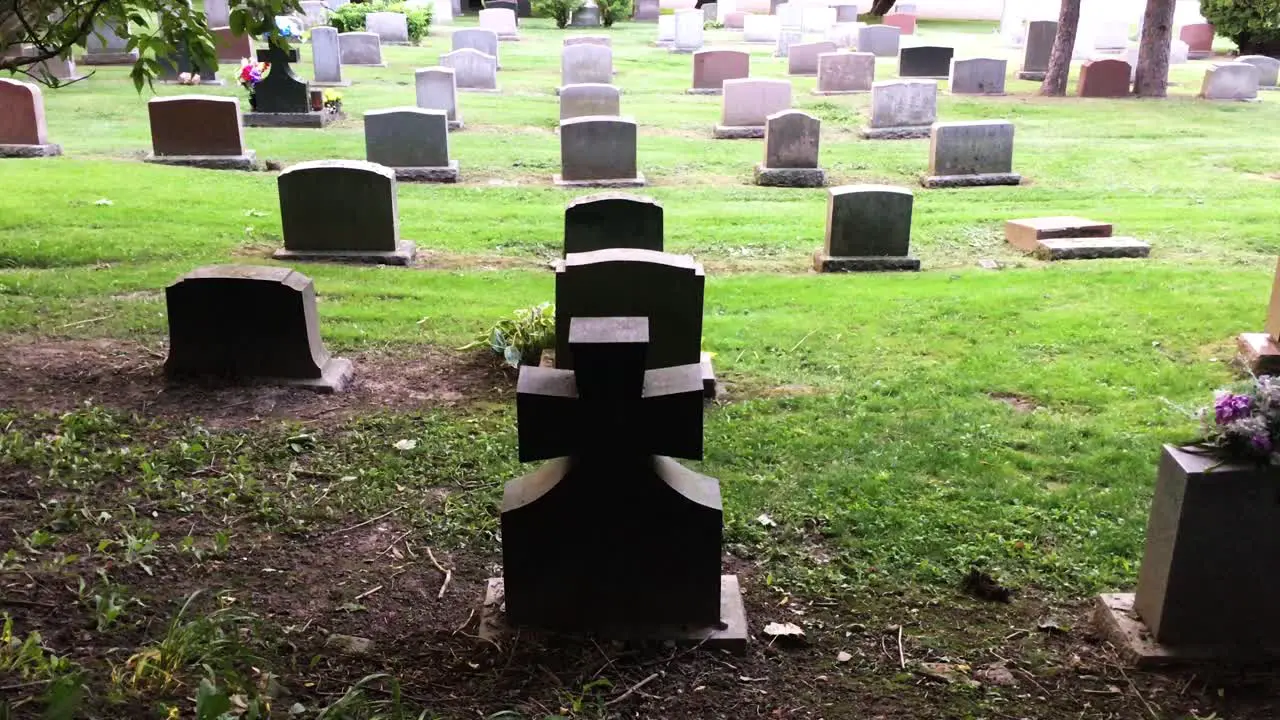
[2,15,1280,720]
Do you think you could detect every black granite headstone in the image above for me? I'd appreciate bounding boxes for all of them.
[564,194,664,256]
[898,45,954,79]
[253,45,309,114]
[554,248,703,371]
[501,316,722,629]
[517,0,532,18]
[164,265,353,392]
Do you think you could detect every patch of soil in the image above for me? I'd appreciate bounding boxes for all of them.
[989,391,1040,413]
[0,337,511,428]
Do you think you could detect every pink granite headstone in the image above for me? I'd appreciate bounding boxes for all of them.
[1179,23,1214,58]
[691,49,750,93]
[882,13,916,35]
[0,78,59,156]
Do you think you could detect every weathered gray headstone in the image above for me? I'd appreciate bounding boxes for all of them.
[859,79,936,139]
[165,265,353,393]
[703,2,719,23]
[560,83,622,120]
[1200,62,1260,101]
[788,40,837,75]
[416,66,462,128]
[564,193,663,255]
[1018,20,1056,80]
[673,9,703,53]
[274,159,414,265]
[635,0,660,21]
[440,48,499,91]
[814,185,919,272]
[949,57,1006,95]
[310,27,348,87]
[813,51,874,94]
[1237,55,1280,88]
[205,0,231,27]
[82,21,138,65]
[339,32,385,66]
[300,1,330,29]
[571,0,602,27]
[480,8,519,39]
[856,24,899,56]
[755,109,825,187]
[922,120,1020,188]
[365,107,458,182]
[561,43,613,88]
[367,11,410,44]
[453,28,501,64]
[715,78,792,138]
[556,115,644,187]
[825,21,861,48]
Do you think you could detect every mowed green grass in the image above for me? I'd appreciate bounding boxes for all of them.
[1,16,1279,601]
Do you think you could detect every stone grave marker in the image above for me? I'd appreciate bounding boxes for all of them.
[274,159,414,264]
[565,35,611,47]
[635,0,660,21]
[814,185,920,272]
[440,48,500,92]
[564,193,663,255]
[454,28,501,65]
[339,32,385,66]
[655,15,676,45]
[673,9,704,53]
[826,22,861,48]
[1178,22,1213,58]
[835,3,859,22]
[1004,216,1149,260]
[367,11,410,43]
[571,0,602,26]
[949,57,1006,94]
[755,109,825,187]
[922,120,1020,188]
[774,29,803,58]
[1078,58,1131,97]
[82,22,138,65]
[802,5,836,33]
[556,116,644,187]
[165,265,353,392]
[857,24,900,57]
[882,13,915,34]
[145,95,256,170]
[1236,258,1280,375]
[365,107,459,182]
[488,0,521,21]
[899,45,954,79]
[715,78,792,138]
[205,0,231,27]
[480,8,519,39]
[560,83,622,120]
[561,43,613,89]
[814,51,873,94]
[1200,63,1260,101]
[703,3,718,23]
[434,0,455,25]
[244,45,339,128]
[213,27,253,63]
[0,78,61,157]
[300,1,330,28]
[416,67,463,129]
[788,40,837,76]
[860,79,936,139]
[311,27,349,87]
[1018,20,1055,80]
[486,257,743,647]
[1236,55,1280,89]
[689,49,750,94]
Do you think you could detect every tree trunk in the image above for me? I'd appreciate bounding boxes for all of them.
[1040,0,1082,96]
[1134,0,1174,97]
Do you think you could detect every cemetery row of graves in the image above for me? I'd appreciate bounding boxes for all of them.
[3,2,1280,718]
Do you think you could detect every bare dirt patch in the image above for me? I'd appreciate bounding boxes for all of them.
[0,337,511,428]
[989,391,1041,413]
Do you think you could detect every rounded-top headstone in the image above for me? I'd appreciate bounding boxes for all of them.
[0,77,50,145]
[148,95,246,157]
[277,160,399,253]
[824,184,914,258]
[564,193,663,255]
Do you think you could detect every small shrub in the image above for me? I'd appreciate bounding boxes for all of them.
[461,303,556,368]
[599,0,633,26]
[328,1,431,43]
[533,0,585,28]
[328,3,372,32]
[704,19,724,29]
[1200,0,1280,56]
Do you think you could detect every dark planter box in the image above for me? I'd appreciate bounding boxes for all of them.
[1134,444,1280,649]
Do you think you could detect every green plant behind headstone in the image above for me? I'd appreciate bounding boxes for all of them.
[1200,0,1280,56]
[599,0,634,27]
[328,1,432,43]
[533,0,586,28]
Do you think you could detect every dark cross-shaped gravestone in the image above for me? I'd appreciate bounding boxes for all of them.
[254,45,309,114]
[494,315,745,647]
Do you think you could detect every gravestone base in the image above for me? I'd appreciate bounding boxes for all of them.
[686,87,725,95]
[669,47,700,55]
[170,356,355,394]
[81,51,139,65]
[273,239,417,266]
[859,124,931,140]
[392,160,460,183]
[713,124,765,139]
[553,172,647,188]
[310,79,352,88]
[811,88,869,96]
[479,575,748,653]
[1093,593,1280,668]
[701,351,717,399]
[0,143,63,158]
[144,151,258,171]
[651,40,675,48]
[160,78,225,86]
[497,33,521,41]
[922,172,1021,188]
[459,87,502,93]
[754,163,827,187]
[1236,333,1280,376]
[1033,236,1150,260]
[813,251,921,272]
[1016,70,1046,81]
[243,110,343,128]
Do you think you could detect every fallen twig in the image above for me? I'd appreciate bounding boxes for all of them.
[789,330,817,353]
[606,672,660,706]
[354,585,383,601]
[378,530,413,557]
[57,315,109,330]
[330,505,405,536]
[454,607,476,635]
[1118,665,1159,720]
[897,625,905,669]
[426,547,452,599]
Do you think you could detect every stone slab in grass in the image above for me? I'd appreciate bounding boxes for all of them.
[1033,236,1150,260]
[1004,216,1112,252]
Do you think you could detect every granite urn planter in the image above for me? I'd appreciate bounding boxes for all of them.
[1095,444,1280,665]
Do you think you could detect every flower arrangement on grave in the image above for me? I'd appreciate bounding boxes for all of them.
[1194,375,1280,464]
[323,88,343,114]
[238,59,270,108]
[177,72,200,86]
